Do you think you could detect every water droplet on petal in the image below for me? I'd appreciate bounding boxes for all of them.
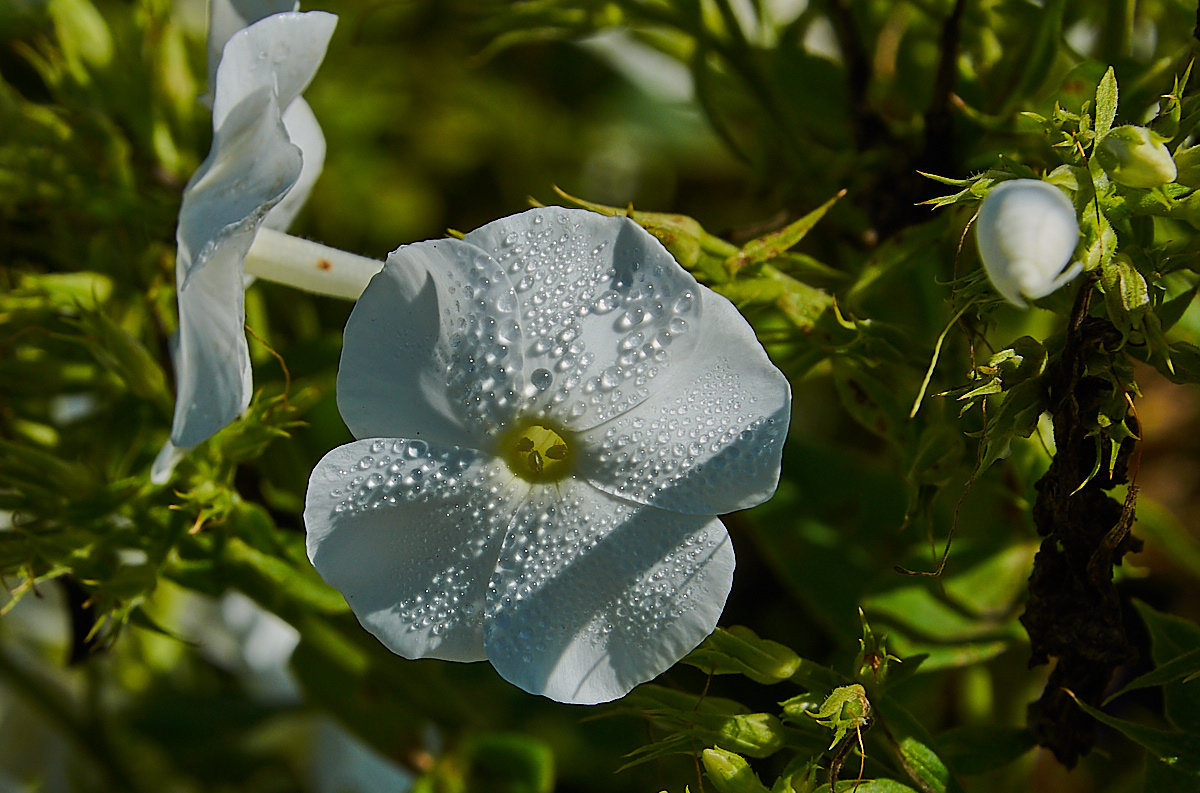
[495,290,517,313]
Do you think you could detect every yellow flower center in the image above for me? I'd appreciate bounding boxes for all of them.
[501,421,574,483]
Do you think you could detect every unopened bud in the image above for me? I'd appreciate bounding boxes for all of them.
[685,626,801,684]
[975,179,1082,308]
[714,713,787,757]
[701,748,770,793]
[1096,126,1177,188]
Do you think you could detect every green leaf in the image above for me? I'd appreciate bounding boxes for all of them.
[875,697,965,793]
[832,782,920,793]
[716,266,834,331]
[1157,285,1200,333]
[1133,601,1200,733]
[1080,197,1119,272]
[1106,648,1200,704]
[1095,66,1119,138]
[977,378,1047,472]
[726,190,846,272]
[894,735,955,793]
[1067,692,1200,775]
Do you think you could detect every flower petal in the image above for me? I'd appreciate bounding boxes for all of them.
[483,480,734,703]
[976,179,1079,307]
[577,287,789,515]
[205,0,299,101]
[266,97,325,231]
[170,88,299,447]
[463,207,705,429]
[211,11,336,130]
[165,10,335,450]
[337,240,525,446]
[305,438,528,662]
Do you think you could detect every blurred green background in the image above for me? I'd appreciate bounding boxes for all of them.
[5,0,1200,791]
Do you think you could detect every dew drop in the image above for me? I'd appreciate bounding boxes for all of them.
[616,307,645,330]
[593,291,619,314]
[495,290,517,313]
[531,368,553,390]
[620,331,644,351]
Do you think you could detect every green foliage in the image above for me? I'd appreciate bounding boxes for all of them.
[5,0,1200,791]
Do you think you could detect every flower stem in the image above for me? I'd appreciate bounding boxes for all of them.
[245,228,383,300]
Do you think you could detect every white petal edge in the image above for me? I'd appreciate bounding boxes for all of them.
[170,87,300,447]
[266,97,325,231]
[483,479,734,704]
[304,437,529,662]
[211,11,336,130]
[577,287,790,515]
[337,239,526,447]
[205,0,299,102]
[463,207,705,430]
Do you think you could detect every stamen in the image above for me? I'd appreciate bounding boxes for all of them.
[501,421,575,482]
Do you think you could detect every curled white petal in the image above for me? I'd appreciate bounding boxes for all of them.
[267,97,325,231]
[484,479,734,704]
[975,179,1081,308]
[205,0,299,102]
[305,438,528,662]
[171,87,298,446]
[211,12,336,129]
[165,11,335,451]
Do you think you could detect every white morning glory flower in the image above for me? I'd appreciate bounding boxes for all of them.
[975,178,1083,308]
[153,8,352,483]
[304,207,791,704]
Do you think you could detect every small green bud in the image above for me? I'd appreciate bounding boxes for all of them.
[684,626,801,684]
[714,713,787,757]
[701,748,770,793]
[1096,126,1178,188]
[628,209,706,269]
[1174,145,1200,189]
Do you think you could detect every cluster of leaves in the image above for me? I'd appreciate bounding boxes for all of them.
[5,0,1200,792]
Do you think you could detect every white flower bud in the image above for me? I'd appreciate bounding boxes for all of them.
[975,179,1083,308]
[1096,125,1177,188]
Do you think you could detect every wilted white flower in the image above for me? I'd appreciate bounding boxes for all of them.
[152,8,337,483]
[975,179,1083,308]
[304,207,791,704]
